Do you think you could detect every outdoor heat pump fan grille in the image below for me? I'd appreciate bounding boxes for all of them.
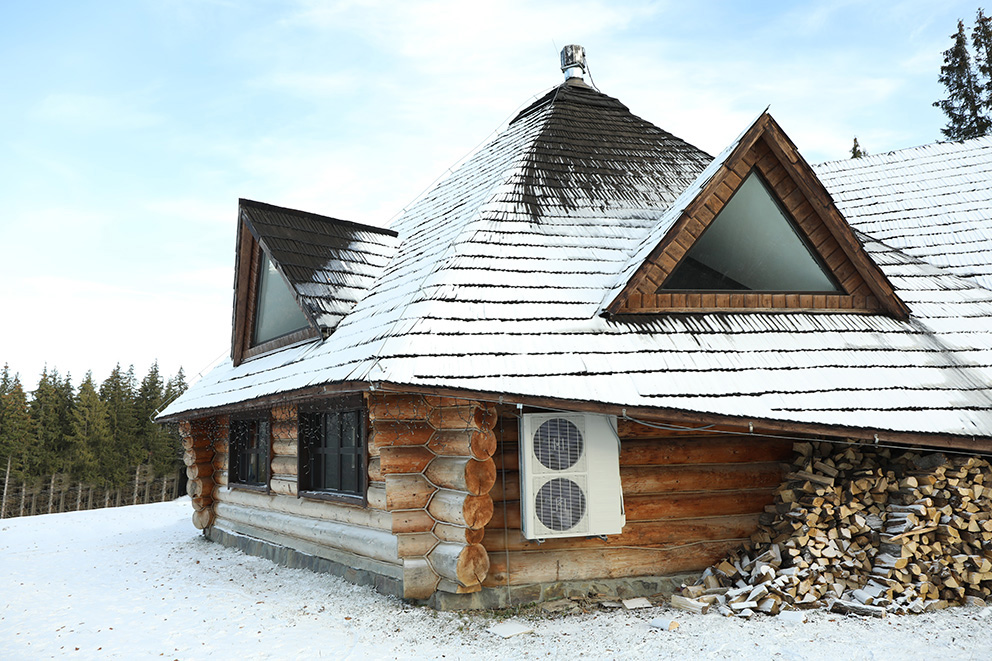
[535,477,587,531]
[533,418,584,471]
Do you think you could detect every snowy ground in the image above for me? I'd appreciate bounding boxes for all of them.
[1,499,991,660]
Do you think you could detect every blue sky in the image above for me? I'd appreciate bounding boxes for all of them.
[0,0,981,390]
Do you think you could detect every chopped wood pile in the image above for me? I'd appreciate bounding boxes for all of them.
[675,441,992,617]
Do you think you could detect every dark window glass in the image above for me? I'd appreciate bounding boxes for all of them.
[230,419,269,487]
[661,171,842,293]
[253,254,309,345]
[300,407,364,497]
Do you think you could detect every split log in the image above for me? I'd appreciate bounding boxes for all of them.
[269,478,296,497]
[215,501,400,566]
[428,405,491,431]
[368,457,383,483]
[424,457,496,495]
[433,522,485,545]
[366,483,387,510]
[384,474,434,510]
[370,421,433,450]
[483,540,743,587]
[220,484,392,530]
[271,456,297,477]
[621,463,784,494]
[396,532,438,557]
[402,557,439,600]
[491,442,520,471]
[427,429,496,460]
[428,542,490,587]
[621,437,793,466]
[189,477,214,499]
[192,508,215,530]
[271,440,296,457]
[379,446,435,474]
[369,393,434,421]
[482,515,758,552]
[392,509,435,534]
[486,500,522,530]
[624,490,775,520]
[489,470,520,502]
[186,462,214,480]
[427,489,494,529]
[830,599,886,618]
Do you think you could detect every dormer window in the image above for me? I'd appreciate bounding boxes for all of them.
[605,112,909,318]
[253,254,309,345]
[661,171,842,293]
[230,199,399,367]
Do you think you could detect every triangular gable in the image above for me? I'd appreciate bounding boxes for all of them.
[604,113,909,318]
[231,199,399,366]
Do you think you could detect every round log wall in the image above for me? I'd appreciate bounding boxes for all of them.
[369,393,498,599]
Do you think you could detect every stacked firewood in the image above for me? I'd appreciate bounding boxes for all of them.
[675,441,992,617]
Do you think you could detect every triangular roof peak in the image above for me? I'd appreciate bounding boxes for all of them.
[603,112,909,318]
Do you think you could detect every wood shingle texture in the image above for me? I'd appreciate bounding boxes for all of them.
[160,79,992,448]
[815,137,992,290]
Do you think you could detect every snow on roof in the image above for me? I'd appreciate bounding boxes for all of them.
[160,85,992,441]
[815,137,992,290]
[240,199,399,333]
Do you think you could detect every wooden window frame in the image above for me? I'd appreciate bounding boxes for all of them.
[232,226,320,367]
[298,395,367,506]
[228,414,272,492]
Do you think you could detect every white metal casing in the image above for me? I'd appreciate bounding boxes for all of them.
[519,412,625,539]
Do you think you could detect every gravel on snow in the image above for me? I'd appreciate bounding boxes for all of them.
[1,498,990,660]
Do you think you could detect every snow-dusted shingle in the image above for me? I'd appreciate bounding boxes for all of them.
[815,137,992,289]
[160,82,992,443]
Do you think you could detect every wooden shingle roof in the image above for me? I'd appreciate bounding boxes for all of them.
[815,137,992,289]
[238,199,399,334]
[160,82,992,446]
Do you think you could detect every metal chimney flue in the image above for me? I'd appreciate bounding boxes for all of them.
[560,44,586,81]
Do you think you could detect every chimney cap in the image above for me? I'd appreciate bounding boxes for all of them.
[560,44,586,80]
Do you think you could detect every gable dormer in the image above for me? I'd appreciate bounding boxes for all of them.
[605,113,909,318]
[231,199,399,366]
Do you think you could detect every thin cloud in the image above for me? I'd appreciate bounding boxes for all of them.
[37,93,163,131]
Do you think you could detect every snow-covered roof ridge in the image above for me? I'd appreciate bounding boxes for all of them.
[815,136,992,290]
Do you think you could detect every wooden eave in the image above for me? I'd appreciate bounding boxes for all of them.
[231,212,321,367]
[606,113,910,319]
[158,378,992,455]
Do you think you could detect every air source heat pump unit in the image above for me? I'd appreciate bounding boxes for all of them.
[519,413,625,540]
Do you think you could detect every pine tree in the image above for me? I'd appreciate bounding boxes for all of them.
[973,9,992,115]
[0,365,34,478]
[29,368,76,476]
[68,373,105,482]
[850,137,867,159]
[934,19,990,140]
[135,362,179,476]
[99,364,140,487]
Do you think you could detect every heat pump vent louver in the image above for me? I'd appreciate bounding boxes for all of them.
[535,476,587,532]
[519,413,625,540]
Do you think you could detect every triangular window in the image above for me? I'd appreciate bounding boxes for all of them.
[605,113,908,318]
[253,254,309,345]
[661,172,841,293]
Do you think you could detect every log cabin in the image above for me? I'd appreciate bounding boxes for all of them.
[158,46,992,608]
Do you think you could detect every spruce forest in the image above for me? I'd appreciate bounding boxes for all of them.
[0,362,187,488]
